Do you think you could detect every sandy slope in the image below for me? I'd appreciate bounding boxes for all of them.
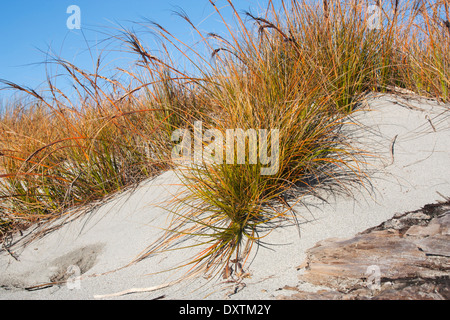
[0,94,449,300]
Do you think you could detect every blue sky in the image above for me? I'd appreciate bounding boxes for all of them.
[0,0,275,101]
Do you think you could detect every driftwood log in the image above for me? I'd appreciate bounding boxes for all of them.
[279,201,450,300]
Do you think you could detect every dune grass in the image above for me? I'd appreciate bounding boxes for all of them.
[0,61,173,238]
[1,0,449,279]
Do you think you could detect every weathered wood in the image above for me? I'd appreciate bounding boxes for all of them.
[278,202,450,300]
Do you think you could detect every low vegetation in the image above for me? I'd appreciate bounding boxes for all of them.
[1,0,449,279]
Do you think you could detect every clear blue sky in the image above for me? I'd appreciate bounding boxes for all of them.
[0,0,276,101]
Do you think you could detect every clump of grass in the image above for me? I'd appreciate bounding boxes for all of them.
[135,0,450,280]
[134,0,369,279]
[399,0,450,101]
[0,57,175,238]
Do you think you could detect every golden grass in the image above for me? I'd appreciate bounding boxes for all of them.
[1,0,449,278]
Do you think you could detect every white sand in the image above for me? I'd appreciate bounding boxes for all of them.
[0,94,449,300]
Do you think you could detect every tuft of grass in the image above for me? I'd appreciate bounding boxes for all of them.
[400,0,450,101]
[0,57,174,238]
[134,0,369,279]
[134,0,450,280]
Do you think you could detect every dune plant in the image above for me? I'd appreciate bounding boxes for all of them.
[135,0,450,280]
[134,0,369,279]
[400,0,450,101]
[0,58,174,237]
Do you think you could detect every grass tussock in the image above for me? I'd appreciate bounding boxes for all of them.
[0,60,173,238]
[1,0,449,279]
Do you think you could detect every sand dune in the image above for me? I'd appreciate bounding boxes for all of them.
[0,94,449,300]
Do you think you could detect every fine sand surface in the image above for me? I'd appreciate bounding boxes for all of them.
[0,94,449,300]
